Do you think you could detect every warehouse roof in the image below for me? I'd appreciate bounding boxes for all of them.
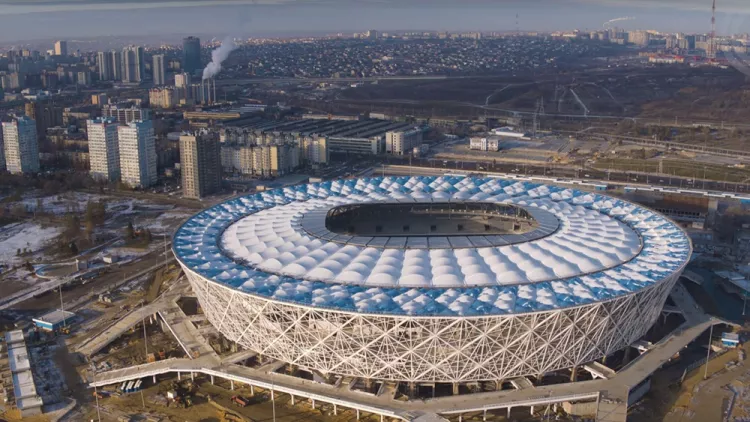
[32,309,75,326]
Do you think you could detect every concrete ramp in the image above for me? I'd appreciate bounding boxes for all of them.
[583,362,616,380]
[596,397,627,422]
[509,377,533,390]
[88,355,217,388]
[76,302,164,357]
[410,413,450,422]
[221,349,257,365]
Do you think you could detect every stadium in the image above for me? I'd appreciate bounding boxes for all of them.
[173,176,691,384]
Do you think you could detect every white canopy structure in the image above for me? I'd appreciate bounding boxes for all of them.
[175,176,691,383]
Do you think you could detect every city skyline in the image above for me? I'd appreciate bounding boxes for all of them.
[0,1,749,43]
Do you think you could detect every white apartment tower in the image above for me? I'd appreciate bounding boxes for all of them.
[0,127,5,172]
[174,72,191,101]
[111,50,123,81]
[118,120,157,188]
[87,117,120,182]
[2,116,39,174]
[152,54,166,86]
[122,46,144,83]
[54,40,67,56]
[97,51,113,81]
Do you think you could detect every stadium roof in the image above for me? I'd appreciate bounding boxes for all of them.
[173,176,691,317]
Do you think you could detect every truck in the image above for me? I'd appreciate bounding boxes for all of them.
[231,395,250,407]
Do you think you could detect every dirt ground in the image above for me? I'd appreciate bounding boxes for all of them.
[637,333,750,422]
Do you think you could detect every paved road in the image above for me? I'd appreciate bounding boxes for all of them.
[75,259,178,357]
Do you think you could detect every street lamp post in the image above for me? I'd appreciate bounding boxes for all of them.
[703,324,714,380]
[91,364,102,422]
[142,301,148,358]
[59,282,67,329]
[272,378,276,422]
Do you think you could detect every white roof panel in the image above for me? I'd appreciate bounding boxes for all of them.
[175,176,691,316]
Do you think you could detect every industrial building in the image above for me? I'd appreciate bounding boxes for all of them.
[491,126,528,139]
[223,118,421,156]
[174,176,690,386]
[31,309,76,332]
[1,330,43,417]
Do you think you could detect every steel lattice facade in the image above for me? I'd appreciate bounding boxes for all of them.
[174,176,691,383]
[182,266,683,382]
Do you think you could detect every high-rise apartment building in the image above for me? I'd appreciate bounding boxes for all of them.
[300,136,328,164]
[102,104,150,125]
[77,71,92,86]
[25,100,63,140]
[122,46,144,83]
[111,50,123,81]
[0,126,5,172]
[627,30,651,47]
[97,51,113,80]
[180,131,222,199]
[149,86,179,109]
[2,116,40,174]
[174,72,191,101]
[174,72,191,88]
[8,72,24,90]
[54,40,67,56]
[87,117,120,182]
[118,120,157,188]
[182,36,202,76]
[152,54,166,86]
[91,93,108,105]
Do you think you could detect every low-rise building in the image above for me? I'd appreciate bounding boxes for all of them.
[31,309,76,331]
[385,127,423,155]
[4,330,43,417]
[469,136,500,152]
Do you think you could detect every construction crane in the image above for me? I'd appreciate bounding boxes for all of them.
[708,0,717,60]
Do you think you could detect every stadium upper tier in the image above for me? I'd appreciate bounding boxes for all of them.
[173,176,690,317]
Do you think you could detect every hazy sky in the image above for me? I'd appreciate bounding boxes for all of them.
[0,0,749,43]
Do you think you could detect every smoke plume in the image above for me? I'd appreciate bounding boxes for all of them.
[202,36,237,80]
[603,17,635,27]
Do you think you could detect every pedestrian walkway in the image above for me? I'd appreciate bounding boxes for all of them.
[85,280,726,422]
